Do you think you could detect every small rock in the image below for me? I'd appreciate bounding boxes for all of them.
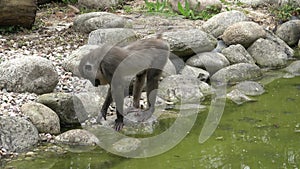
[227,89,256,105]
[222,44,255,64]
[285,60,300,76]
[78,0,121,10]
[88,28,137,46]
[234,81,265,96]
[21,102,60,135]
[73,12,128,33]
[54,129,99,146]
[112,138,141,153]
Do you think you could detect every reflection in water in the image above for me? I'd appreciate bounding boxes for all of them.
[4,77,300,169]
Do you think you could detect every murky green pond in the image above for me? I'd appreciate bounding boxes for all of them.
[4,76,300,169]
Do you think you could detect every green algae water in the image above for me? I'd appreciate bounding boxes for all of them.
[4,76,300,169]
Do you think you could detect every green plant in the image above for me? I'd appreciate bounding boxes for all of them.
[177,0,220,20]
[0,26,21,34]
[271,0,300,22]
[177,0,200,19]
[144,0,167,12]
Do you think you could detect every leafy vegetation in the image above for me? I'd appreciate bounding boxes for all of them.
[177,0,220,20]
[144,0,168,12]
[271,1,300,22]
[0,26,22,34]
[143,0,221,20]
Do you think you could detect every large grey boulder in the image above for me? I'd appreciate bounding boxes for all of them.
[221,44,255,64]
[186,52,230,75]
[276,20,300,46]
[88,28,137,46]
[73,12,128,33]
[0,116,39,152]
[162,29,217,57]
[180,65,210,82]
[36,93,82,126]
[265,30,294,58]
[201,10,249,38]
[222,21,266,48]
[158,75,211,103]
[21,102,60,134]
[63,45,100,76]
[247,38,288,68]
[0,56,58,94]
[211,63,262,84]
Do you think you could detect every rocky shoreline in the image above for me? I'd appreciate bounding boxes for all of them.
[1,0,300,163]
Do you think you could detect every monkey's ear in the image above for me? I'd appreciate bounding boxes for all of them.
[85,64,93,71]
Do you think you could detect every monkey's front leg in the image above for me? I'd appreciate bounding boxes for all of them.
[97,87,113,122]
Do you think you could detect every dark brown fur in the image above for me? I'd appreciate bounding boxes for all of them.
[79,35,170,131]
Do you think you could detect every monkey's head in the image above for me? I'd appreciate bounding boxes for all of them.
[79,47,108,87]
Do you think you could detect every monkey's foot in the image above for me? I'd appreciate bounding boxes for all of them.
[114,119,124,131]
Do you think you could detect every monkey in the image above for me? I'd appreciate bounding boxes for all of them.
[79,34,170,131]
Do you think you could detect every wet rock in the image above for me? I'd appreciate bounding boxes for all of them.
[0,116,39,152]
[63,45,100,77]
[247,38,288,68]
[36,93,82,126]
[88,28,137,46]
[234,81,265,96]
[162,29,217,57]
[158,75,211,103]
[276,20,300,46]
[73,12,128,33]
[0,56,58,94]
[285,60,300,76]
[21,102,60,134]
[211,63,262,84]
[180,65,210,82]
[222,21,266,48]
[112,138,141,153]
[227,89,256,105]
[201,10,249,38]
[170,0,222,13]
[54,129,99,146]
[221,44,255,64]
[186,52,230,75]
